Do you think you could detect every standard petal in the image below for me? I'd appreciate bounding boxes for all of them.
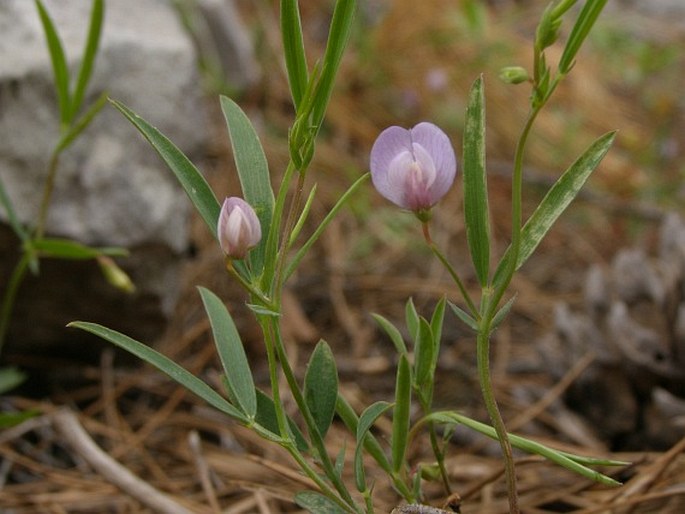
[410,122,457,202]
[370,126,413,204]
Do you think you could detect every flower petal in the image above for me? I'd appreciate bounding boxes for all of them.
[370,126,413,206]
[409,122,457,203]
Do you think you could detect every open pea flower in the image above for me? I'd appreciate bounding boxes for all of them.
[370,122,457,220]
[217,197,262,260]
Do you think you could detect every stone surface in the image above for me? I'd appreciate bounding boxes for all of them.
[0,0,210,355]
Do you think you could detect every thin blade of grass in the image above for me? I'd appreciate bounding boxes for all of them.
[35,0,71,126]
[69,0,104,119]
[280,0,308,110]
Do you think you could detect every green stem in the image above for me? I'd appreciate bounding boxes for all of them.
[35,150,61,239]
[427,236,480,319]
[427,420,451,495]
[268,317,363,513]
[476,328,519,514]
[0,253,31,354]
[273,170,307,300]
[225,260,276,310]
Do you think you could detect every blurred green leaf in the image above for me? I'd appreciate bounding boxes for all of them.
[199,287,256,419]
[69,0,104,120]
[448,301,479,331]
[0,409,39,429]
[429,296,446,347]
[35,0,71,126]
[354,401,392,492]
[404,297,419,342]
[295,491,347,514]
[391,354,411,474]
[0,367,26,394]
[463,75,490,286]
[558,0,609,74]
[255,389,309,452]
[413,318,434,390]
[0,177,28,242]
[491,294,517,330]
[494,131,615,286]
[110,99,220,238]
[304,340,338,439]
[371,313,408,357]
[68,321,247,422]
[220,96,274,276]
[280,0,308,110]
[32,237,128,260]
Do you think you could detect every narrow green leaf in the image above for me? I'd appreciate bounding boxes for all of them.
[199,287,256,419]
[0,177,29,242]
[413,318,434,390]
[35,0,71,126]
[255,389,309,452]
[289,183,317,247]
[280,0,308,110]
[310,0,356,128]
[391,354,411,474]
[558,0,609,74]
[493,131,615,287]
[220,96,275,276]
[245,303,281,318]
[295,491,348,514]
[430,296,447,346]
[68,322,247,422]
[428,410,623,486]
[405,297,419,342]
[304,340,339,439]
[448,301,479,331]
[491,294,517,330]
[354,401,392,492]
[371,313,407,357]
[69,0,104,119]
[463,75,490,286]
[0,367,26,394]
[285,173,370,281]
[56,91,108,153]
[32,237,128,260]
[0,410,39,429]
[336,393,393,475]
[110,99,220,238]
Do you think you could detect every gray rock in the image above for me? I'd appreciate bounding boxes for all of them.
[0,0,211,355]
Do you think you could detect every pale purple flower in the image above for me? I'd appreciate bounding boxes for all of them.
[370,122,457,216]
[217,197,261,259]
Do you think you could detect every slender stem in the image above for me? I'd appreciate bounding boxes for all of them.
[273,170,307,299]
[424,222,478,317]
[268,317,363,513]
[476,328,518,514]
[427,420,451,495]
[225,260,275,310]
[0,253,31,353]
[35,150,61,239]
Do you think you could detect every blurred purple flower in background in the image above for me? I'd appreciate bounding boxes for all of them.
[370,122,457,217]
[217,197,261,259]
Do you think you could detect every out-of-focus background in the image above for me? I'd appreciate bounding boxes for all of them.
[1,0,684,512]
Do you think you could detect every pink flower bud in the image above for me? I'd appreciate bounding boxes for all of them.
[370,122,457,217]
[217,197,261,259]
